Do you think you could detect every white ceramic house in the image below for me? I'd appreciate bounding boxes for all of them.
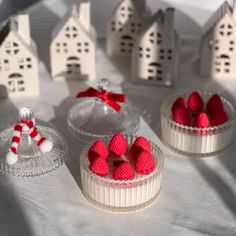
[50,1,96,81]
[132,9,179,86]
[199,1,236,79]
[0,13,39,98]
[106,0,148,56]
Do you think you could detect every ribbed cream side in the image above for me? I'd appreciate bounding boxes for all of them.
[81,167,162,208]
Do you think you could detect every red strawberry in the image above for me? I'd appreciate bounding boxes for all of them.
[171,97,187,115]
[109,133,128,157]
[206,94,224,115]
[88,140,108,163]
[89,157,109,177]
[135,150,155,175]
[130,136,151,159]
[113,161,134,181]
[210,109,228,126]
[172,106,191,126]
[187,91,204,113]
[193,112,210,128]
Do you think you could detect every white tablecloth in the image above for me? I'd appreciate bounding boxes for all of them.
[1,1,236,236]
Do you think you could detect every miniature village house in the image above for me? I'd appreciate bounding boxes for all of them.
[50,1,96,81]
[0,13,39,97]
[106,0,148,56]
[132,8,179,86]
[199,1,236,79]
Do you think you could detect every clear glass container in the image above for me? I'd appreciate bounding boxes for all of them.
[0,126,67,177]
[161,91,236,156]
[67,79,140,144]
[80,134,164,213]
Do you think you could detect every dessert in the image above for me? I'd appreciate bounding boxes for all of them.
[161,91,236,156]
[80,134,164,213]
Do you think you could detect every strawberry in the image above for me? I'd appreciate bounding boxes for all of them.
[172,106,191,126]
[210,109,228,126]
[130,136,151,159]
[135,150,155,175]
[206,94,224,116]
[89,157,109,177]
[171,97,187,115]
[88,140,108,163]
[113,161,135,181]
[193,112,210,128]
[109,133,128,157]
[187,91,204,113]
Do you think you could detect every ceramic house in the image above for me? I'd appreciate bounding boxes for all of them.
[132,8,179,86]
[0,13,39,98]
[199,1,236,79]
[106,0,148,56]
[50,1,96,81]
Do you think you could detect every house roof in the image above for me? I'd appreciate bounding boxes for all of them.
[203,1,235,33]
[52,4,96,43]
[108,0,147,24]
[136,9,178,46]
[0,16,37,57]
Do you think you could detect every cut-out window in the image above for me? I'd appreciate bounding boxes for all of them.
[120,5,133,19]
[5,41,20,55]
[219,24,233,37]
[111,21,123,32]
[18,58,32,70]
[65,26,78,39]
[215,54,231,73]
[209,39,220,50]
[55,42,68,53]
[0,59,10,71]
[159,49,172,60]
[149,32,162,45]
[76,42,90,53]
[8,73,25,93]
[66,56,80,76]
[120,35,133,53]
[130,22,143,33]
[147,62,163,81]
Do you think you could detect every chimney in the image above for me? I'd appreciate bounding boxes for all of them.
[78,1,91,32]
[17,13,31,45]
[163,8,175,38]
[232,0,236,23]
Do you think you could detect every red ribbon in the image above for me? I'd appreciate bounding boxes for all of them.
[76,87,126,112]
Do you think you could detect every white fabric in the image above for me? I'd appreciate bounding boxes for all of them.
[0,1,236,236]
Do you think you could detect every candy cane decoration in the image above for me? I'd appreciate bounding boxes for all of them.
[6,108,53,165]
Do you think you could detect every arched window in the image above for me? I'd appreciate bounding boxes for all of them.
[215,54,231,73]
[120,35,133,53]
[8,73,25,92]
[66,56,80,76]
[147,62,163,81]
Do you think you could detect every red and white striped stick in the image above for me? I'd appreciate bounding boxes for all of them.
[6,108,53,165]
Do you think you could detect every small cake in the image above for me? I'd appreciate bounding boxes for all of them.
[80,133,164,213]
[161,91,236,156]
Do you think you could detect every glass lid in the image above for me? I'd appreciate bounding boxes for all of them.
[67,79,140,143]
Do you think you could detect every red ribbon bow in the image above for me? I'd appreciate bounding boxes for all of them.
[76,87,126,112]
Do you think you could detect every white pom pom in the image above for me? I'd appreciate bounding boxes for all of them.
[6,152,18,165]
[39,139,53,153]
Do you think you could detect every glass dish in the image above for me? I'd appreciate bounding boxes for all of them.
[0,126,67,177]
[80,134,164,213]
[161,91,236,156]
[67,80,140,144]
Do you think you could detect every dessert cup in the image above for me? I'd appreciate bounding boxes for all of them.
[161,91,236,156]
[80,134,164,213]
